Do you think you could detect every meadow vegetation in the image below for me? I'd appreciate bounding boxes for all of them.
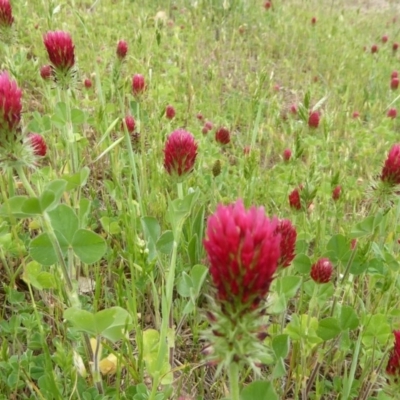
[2,0,400,399]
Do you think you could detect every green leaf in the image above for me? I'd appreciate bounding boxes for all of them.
[43,179,68,210]
[22,261,56,290]
[284,314,322,353]
[190,264,208,295]
[64,308,97,336]
[71,108,85,124]
[352,213,383,238]
[293,253,311,274]
[78,198,91,228]
[317,317,341,340]
[71,229,107,264]
[48,204,79,243]
[182,301,195,315]
[275,276,302,299]
[271,358,286,379]
[141,216,161,261]
[64,167,90,191]
[156,230,174,254]
[39,191,56,212]
[29,232,69,265]
[21,197,42,215]
[0,196,29,218]
[166,190,199,235]
[272,334,290,358]
[36,271,57,289]
[240,381,278,400]
[187,234,198,265]
[142,329,172,385]
[326,234,350,263]
[64,306,132,342]
[362,314,391,347]
[52,102,67,126]
[100,217,121,235]
[177,272,192,297]
[340,306,359,331]
[94,307,132,342]
[350,256,374,275]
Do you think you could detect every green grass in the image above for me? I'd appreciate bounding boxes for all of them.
[2,0,400,399]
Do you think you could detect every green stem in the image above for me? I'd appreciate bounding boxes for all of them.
[124,129,143,217]
[342,326,363,400]
[63,88,79,174]
[92,336,104,394]
[27,282,62,399]
[228,362,241,400]
[177,181,183,200]
[150,227,181,400]
[15,166,36,197]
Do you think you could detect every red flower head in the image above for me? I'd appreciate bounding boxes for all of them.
[290,104,298,114]
[0,71,22,133]
[352,111,360,119]
[132,74,146,96]
[310,258,333,284]
[308,111,320,128]
[382,35,389,43]
[332,185,341,201]
[289,187,302,210]
[392,71,399,79]
[275,219,297,268]
[283,148,292,161]
[28,133,47,156]
[215,127,230,144]
[0,0,13,27]
[202,120,213,135]
[165,105,176,120]
[393,43,399,52]
[121,115,135,133]
[371,44,378,53]
[84,78,92,89]
[388,108,397,119]
[121,115,136,133]
[311,17,317,25]
[391,78,399,90]
[204,200,281,308]
[43,31,75,71]
[196,113,204,121]
[40,65,52,80]
[163,129,198,177]
[264,1,272,9]
[116,40,128,59]
[386,330,400,376]
[381,144,400,185]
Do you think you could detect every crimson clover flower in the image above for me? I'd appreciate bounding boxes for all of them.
[215,127,230,145]
[275,219,297,268]
[204,200,281,309]
[0,72,44,169]
[310,258,333,284]
[116,40,128,60]
[29,133,47,157]
[289,187,302,210]
[163,129,198,178]
[122,115,135,133]
[132,74,146,96]
[0,71,22,133]
[0,0,13,27]
[43,31,75,72]
[308,111,320,128]
[381,144,400,185]
[387,330,400,376]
